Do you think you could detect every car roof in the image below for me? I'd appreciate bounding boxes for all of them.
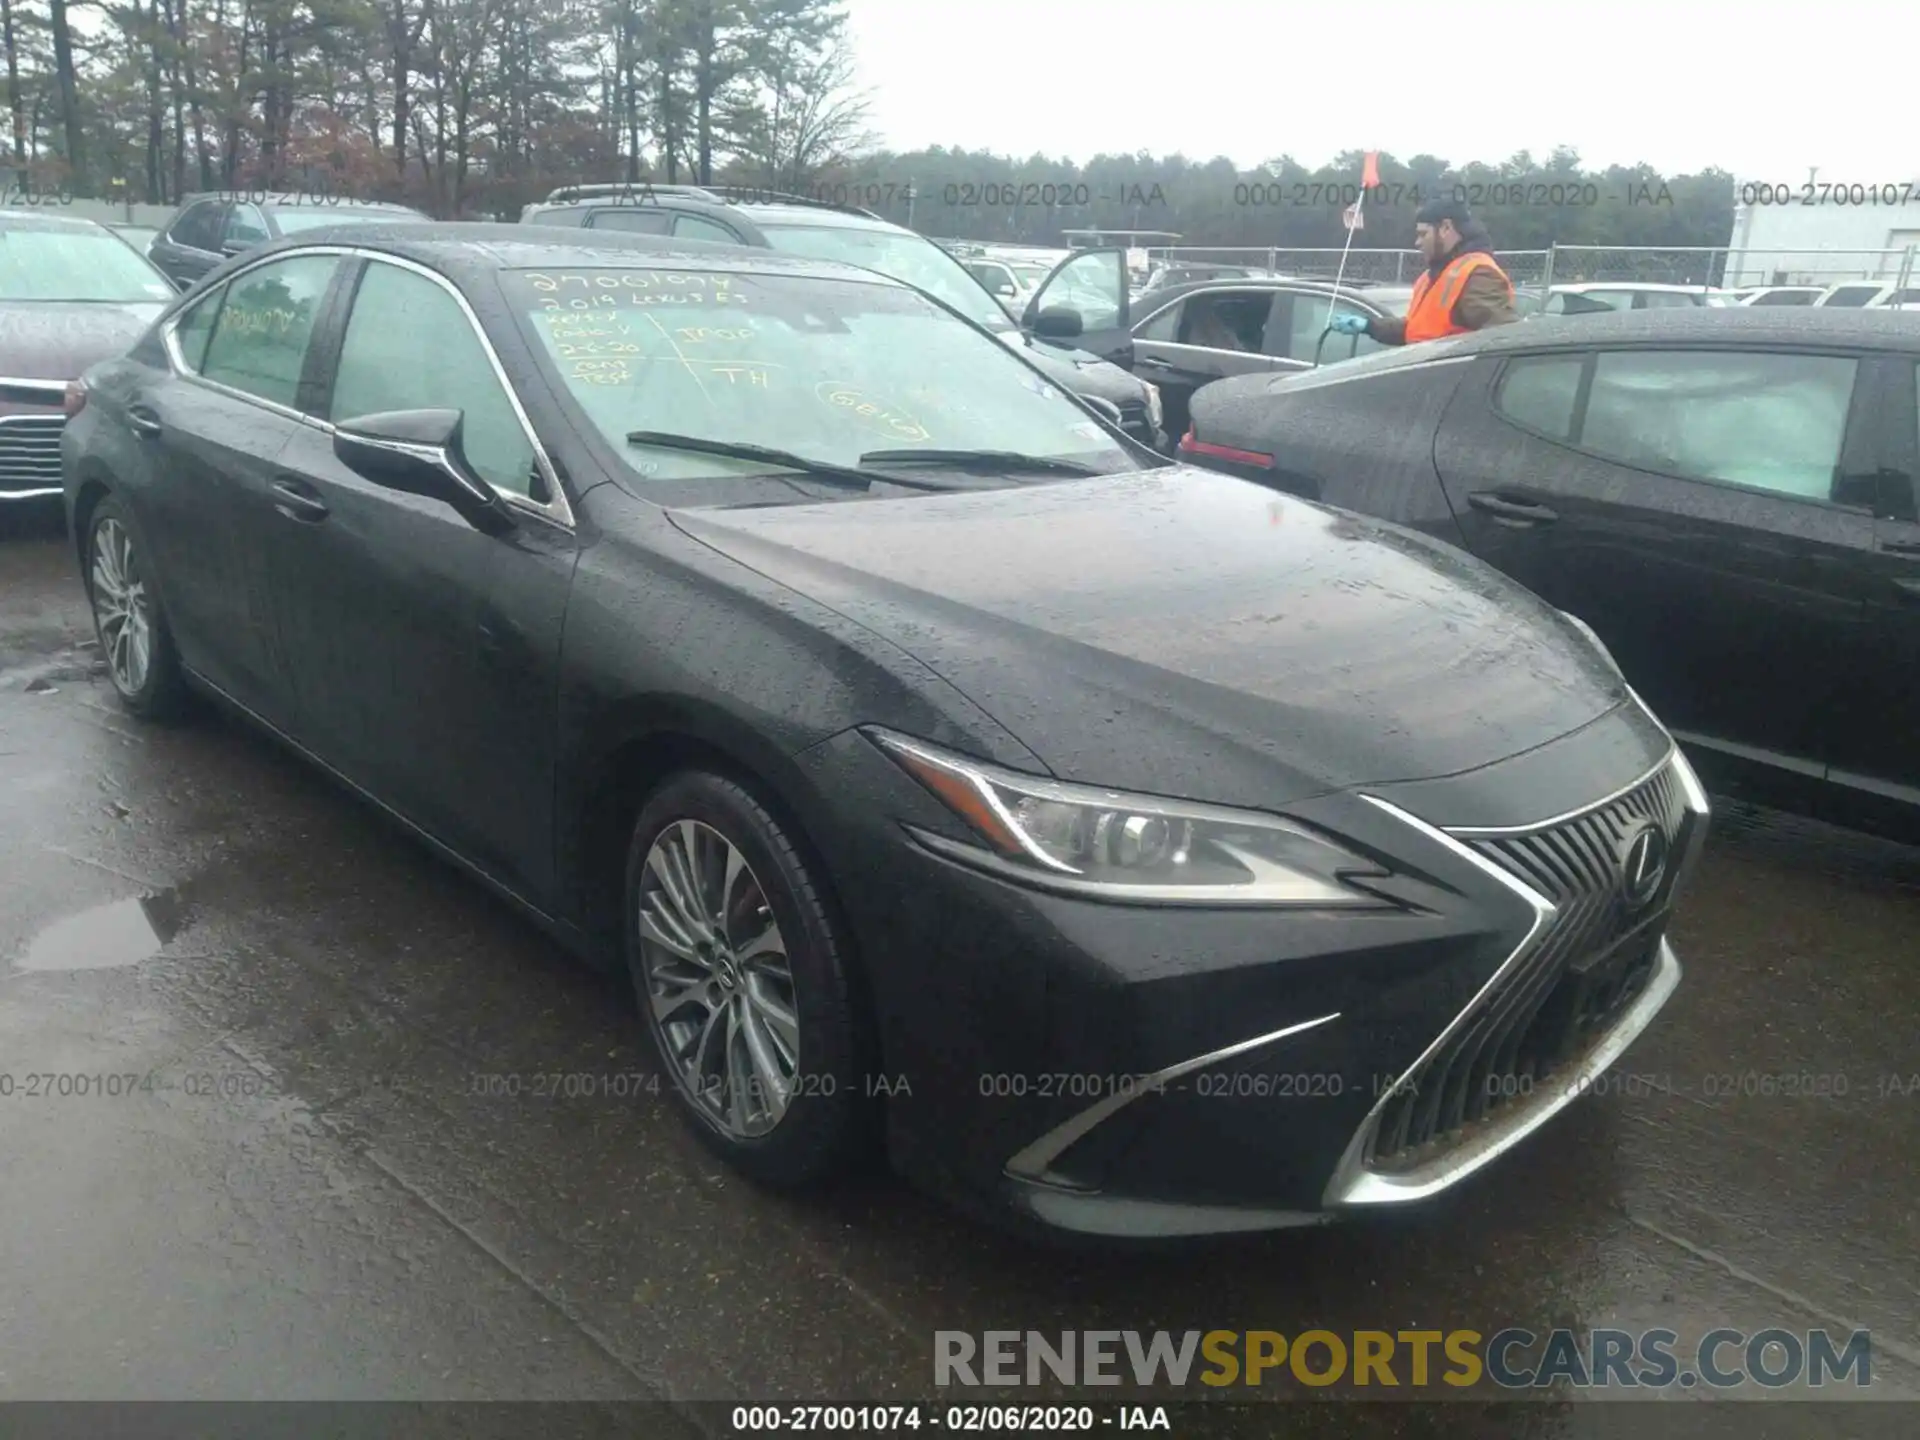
[222,221,920,289]
[1133,275,1390,313]
[1439,307,1920,355]
[1553,282,1714,293]
[0,209,110,233]
[177,191,423,213]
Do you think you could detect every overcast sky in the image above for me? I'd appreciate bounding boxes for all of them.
[844,0,1911,182]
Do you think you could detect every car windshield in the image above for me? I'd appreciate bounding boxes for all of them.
[272,207,420,234]
[508,265,1136,492]
[756,222,1015,332]
[0,223,177,302]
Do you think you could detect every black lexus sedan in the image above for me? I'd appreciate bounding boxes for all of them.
[62,225,1709,1239]
[1177,309,1920,842]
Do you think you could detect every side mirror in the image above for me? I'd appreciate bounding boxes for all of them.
[332,408,516,535]
[1031,306,1083,339]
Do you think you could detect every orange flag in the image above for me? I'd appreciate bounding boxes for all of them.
[1361,151,1381,189]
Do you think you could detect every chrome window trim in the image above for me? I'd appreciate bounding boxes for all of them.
[157,243,573,530]
[1003,1012,1342,1186]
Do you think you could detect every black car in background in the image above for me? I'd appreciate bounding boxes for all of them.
[147,192,429,289]
[1,212,178,513]
[64,224,1708,1238]
[519,186,1167,449]
[1180,308,1920,838]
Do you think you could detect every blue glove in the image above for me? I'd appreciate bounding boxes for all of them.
[1327,312,1370,336]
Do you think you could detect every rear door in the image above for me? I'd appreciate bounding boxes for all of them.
[151,200,229,288]
[1128,286,1281,438]
[130,252,348,724]
[1433,342,1883,775]
[1023,247,1131,366]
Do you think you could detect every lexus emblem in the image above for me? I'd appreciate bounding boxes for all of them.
[1619,823,1669,910]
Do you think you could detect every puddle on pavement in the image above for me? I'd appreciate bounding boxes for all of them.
[10,888,189,973]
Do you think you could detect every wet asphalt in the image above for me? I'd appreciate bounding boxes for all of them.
[2,506,1917,1437]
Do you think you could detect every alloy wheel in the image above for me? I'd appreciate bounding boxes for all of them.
[91,518,152,697]
[637,819,801,1139]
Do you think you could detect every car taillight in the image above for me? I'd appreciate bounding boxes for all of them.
[1179,428,1273,468]
[63,379,87,417]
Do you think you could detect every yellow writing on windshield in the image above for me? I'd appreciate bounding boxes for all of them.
[816,381,929,442]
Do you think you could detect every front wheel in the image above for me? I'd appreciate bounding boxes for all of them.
[624,770,874,1186]
[86,496,189,720]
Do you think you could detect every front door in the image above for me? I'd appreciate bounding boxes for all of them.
[267,256,578,904]
[1024,247,1132,366]
[1433,343,1883,775]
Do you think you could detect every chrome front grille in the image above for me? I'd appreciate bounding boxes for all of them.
[1363,757,1699,1173]
[0,415,65,497]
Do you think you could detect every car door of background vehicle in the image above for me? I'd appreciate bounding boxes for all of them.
[152,200,229,287]
[130,252,347,726]
[1432,344,1883,773]
[1023,247,1131,367]
[1828,355,1920,809]
[1129,287,1281,438]
[267,255,576,904]
[1259,288,1388,371]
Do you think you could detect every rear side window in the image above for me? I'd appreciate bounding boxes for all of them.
[1283,292,1383,364]
[588,209,672,234]
[1493,355,1584,439]
[198,254,340,410]
[170,201,225,252]
[1135,300,1181,342]
[1579,350,1856,500]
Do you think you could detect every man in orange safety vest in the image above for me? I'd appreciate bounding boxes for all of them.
[1329,196,1519,345]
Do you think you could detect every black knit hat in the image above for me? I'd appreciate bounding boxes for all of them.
[1414,195,1473,227]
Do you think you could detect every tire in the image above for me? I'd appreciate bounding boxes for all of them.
[624,769,874,1187]
[85,495,190,720]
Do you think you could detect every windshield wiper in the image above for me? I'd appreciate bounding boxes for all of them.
[625,431,954,492]
[856,447,1102,476]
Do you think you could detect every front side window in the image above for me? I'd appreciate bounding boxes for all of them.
[1822,286,1879,307]
[170,201,225,252]
[329,261,536,496]
[1134,301,1181,342]
[172,282,227,371]
[197,254,339,409]
[1577,350,1857,501]
[226,205,270,245]
[509,266,1137,490]
[1283,292,1384,364]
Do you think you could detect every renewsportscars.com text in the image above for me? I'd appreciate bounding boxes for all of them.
[933,1328,1873,1390]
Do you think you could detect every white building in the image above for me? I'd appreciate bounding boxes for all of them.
[1725,175,1920,286]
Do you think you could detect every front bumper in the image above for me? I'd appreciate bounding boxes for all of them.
[792,723,1709,1238]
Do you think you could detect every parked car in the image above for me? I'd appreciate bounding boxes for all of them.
[1350,282,1544,320]
[147,192,430,289]
[1730,285,1826,307]
[63,223,1708,1237]
[1815,280,1920,309]
[519,186,1165,449]
[1124,275,1398,438]
[1177,308,1920,839]
[963,256,1040,316]
[1539,283,1733,315]
[1,211,177,512]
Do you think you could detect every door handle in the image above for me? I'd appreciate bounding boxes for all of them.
[270,475,330,523]
[1136,356,1174,369]
[1468,491,1559,525]
[126,406,162,439]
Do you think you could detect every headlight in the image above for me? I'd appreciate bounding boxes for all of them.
[1140,381,1163,429]
[868,730,1394,907]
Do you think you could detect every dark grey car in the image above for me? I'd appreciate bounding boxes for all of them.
[147,193,429,289]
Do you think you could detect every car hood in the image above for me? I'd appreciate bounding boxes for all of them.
[667,466,1632,811]
[996,330,1143,402]
[0,302,164,385]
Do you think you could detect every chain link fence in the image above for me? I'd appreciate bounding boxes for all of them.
[1143,247,1553,287]
[1139,244,1918,296]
